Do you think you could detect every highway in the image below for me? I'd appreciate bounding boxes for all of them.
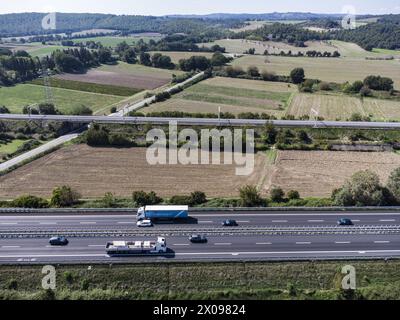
[3,114,400,129]
[1,211,400,229]
[1,210,400,263]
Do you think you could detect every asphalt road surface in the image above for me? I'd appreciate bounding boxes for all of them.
[0,211,400,230]
[3,114,400,129]
[1,211,400,263]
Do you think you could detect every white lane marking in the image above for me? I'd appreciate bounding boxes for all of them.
[1,246,20,248]
[173,244,190,246]
[352,220,361,222]
[308,220,324,222]
[39,222,57,225]
[256,242,272,245]
[174,249,400,256]
[0,223,18,225]
[296,242,311,245]
[380,219,395,222]
[335,242,351,244]
[214,243,232,246]
[374,241,390,244]
[0,254,107,258]
[80,222,97,225]
[198,221,214,224]
[117,222,135,224]
[88,245,105,247]
[272,220,288,223]
[237,221,250,223]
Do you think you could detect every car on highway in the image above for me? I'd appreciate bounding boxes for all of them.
[222,219,238,227]
[137,219,153,227]
[49,236,69,246]
[189,235,208,243]
[338,218,354,226]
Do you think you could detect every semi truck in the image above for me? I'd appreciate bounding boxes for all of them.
[106,237,167,256]
[137,205,189,221]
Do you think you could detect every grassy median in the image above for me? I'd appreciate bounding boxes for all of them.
[0,260,400,299]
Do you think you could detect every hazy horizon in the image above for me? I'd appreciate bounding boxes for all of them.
[0,0,399,16]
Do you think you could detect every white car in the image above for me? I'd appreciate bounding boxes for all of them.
[137,220,153,227]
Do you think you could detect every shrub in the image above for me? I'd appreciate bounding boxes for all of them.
[247,66,260,77]
[12,195,49,208]
[0,106,10,114]
[239,185,265,207]
[64,271,74,284]
[132,191,162,207]
[333,170,389,206]
[270,187,285,203]
[190,191,207,205]
[70,105,93,116]
[108,133,132,147]
[261,71,277,81]
[169,195,192,205]
[7,279,18,290]
[86,125,109,146]
[38,103,59,115]
[110,107,117,114]
[50,186,80,207]
[287,190,300,200]
[101,192,117,208]
[290,68,305,84]
[319,82,331,91]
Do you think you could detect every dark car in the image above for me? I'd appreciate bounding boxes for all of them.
[49,236,69,246]
[338,218,354,226]
[189,235,208,243]
[222,219,238,227]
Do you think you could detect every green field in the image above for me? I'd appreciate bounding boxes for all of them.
[232,54,400,89]
[286,92,400,121]
[72,35,162,47]
[0,139,26,156]
[200,39,337,55]
[141,77,296,116]
[29,78,142,97]
[372,48,400,56]
[149,51,213,63]
[0,261,399,299]
[0,84,124,114]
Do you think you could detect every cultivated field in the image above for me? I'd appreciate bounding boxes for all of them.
[56,62,180,90]
[287,92,400,121]
[149,51,213,63]
[232,54,400,89]
[141,77,296,116]
[268,150,400,197]
[71,35,162,47]
[200,39,338,55]
[230,20,305,33]
[1,147,399,199]
[0,84,124,114]
[0,145,267,199]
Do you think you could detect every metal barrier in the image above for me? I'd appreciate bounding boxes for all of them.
[1,206,400,214]
[1,225,400,239]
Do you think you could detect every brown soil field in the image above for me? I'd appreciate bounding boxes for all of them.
[0,145,267,200]
[268,151,400,197]
[141,98,285,116]
[2,147,400,200]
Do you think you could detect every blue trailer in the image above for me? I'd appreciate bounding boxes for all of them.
[137,205,189,221]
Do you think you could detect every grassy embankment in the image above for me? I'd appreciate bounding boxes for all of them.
[0,261,399,300]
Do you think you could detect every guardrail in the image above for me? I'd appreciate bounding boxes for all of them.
[1,206,400,214]
[1,225,400,238]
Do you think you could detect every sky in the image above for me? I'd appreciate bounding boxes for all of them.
[0,0,400,16]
